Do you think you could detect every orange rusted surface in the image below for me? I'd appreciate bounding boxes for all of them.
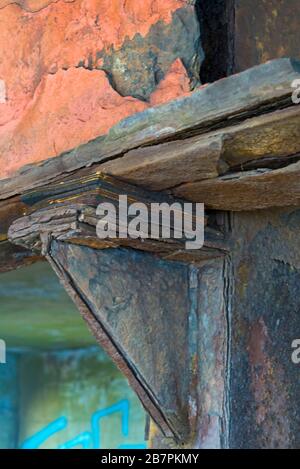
[0,0,193,179]
[149,58,190,106]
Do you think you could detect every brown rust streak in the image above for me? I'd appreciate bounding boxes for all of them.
[248,318,291,448]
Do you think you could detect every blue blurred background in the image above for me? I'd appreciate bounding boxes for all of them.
[0,262,147,449]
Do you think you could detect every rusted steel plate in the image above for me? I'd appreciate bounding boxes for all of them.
[48,241,193,442]
[229,208,300,448]
[234,0,300,73]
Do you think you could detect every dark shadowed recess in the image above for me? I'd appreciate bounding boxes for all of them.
[197,0,235,83]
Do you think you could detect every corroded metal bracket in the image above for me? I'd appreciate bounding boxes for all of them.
[45,240,193,441]
[7,173,228,443]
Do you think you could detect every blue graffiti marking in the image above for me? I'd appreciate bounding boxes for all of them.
[0,339,6,364]
[91,399,129,449]
[20,399,145,449]
[59,431,93,449]
[21,416,68,449]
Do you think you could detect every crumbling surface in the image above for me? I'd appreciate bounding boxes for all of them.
[0,0,202,178]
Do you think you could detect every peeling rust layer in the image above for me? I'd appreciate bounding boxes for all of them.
[6,172,227,264]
